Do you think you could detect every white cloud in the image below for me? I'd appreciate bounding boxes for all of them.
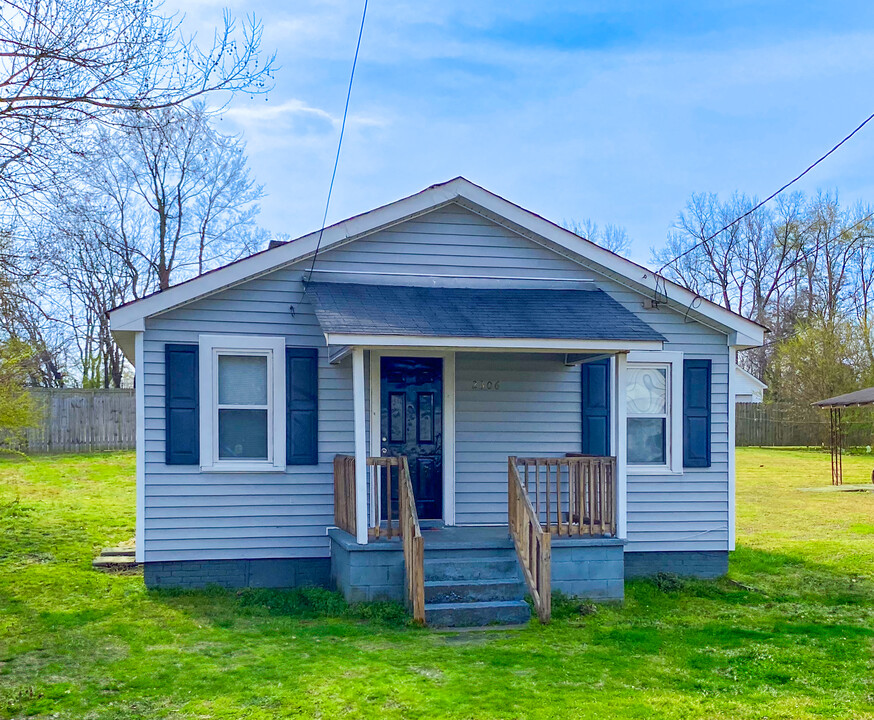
[225,99,336,127]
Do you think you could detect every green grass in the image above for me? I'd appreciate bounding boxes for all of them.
[0,448,873,719]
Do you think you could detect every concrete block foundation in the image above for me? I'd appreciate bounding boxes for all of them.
[143,558,331,590]
[623,550,728,579]
[551,537,626,601]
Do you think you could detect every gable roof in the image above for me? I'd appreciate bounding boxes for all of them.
[308,282,666,343]
[735,365,767,392]
[108,177,765,348]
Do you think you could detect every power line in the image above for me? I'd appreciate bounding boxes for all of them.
[294,0,368,313]
[658,109,874,274]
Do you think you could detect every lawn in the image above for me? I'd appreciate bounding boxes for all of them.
[0,448,873,719]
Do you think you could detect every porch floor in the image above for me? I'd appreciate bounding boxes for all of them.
[351,524,623,550]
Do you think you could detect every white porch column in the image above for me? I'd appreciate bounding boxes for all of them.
[352,347,368,544]
[614,352,628,539]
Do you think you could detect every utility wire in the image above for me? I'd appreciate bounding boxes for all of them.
[658,109,874,274]
[294,0,368,313]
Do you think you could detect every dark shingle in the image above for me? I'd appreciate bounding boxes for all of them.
[307,282,664,342]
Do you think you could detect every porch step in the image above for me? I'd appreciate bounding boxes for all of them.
[424,556,521,582]
[425,578,525,604]
[425,600,531,628]
[93,541,139,572]
[101,548,135,558]
[92,555,138,570]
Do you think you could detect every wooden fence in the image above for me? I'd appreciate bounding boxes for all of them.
[735,402,873,448]
[18,388,136,453]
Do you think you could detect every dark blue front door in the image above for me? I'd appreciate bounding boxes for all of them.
[380,356,443,521]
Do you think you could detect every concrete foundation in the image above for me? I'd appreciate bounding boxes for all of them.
[623,550,728,579]
[143,558,331,589]
[329,528,406,603]
[550,537,626,601]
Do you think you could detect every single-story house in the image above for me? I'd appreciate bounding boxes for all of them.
[735,365,767,403]
[109,177,765,626]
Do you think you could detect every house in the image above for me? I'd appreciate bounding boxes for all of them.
[109,177,765,626]
[735,365,767,403]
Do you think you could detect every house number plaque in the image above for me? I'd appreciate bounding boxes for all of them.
[471,380,500,390]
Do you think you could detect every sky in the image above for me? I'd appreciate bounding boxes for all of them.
[172,1,874,264]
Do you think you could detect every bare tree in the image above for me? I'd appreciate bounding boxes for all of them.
[97,105,263,290]
[563,219,632,257]
[653,189,874,396]
[0,228,65,385]
[0,0,275,202]
[41,105,263,385]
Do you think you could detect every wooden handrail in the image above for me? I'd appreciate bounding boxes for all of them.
[513,456,616,537]
[332,453,425,624]
[508,457,551,623]
[333,455,356,536]
[398,456,426,624]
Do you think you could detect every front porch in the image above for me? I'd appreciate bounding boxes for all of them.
[307,280,664,625]
[330,454,623,626]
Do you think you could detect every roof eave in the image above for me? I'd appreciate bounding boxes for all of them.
[322,333,664,352]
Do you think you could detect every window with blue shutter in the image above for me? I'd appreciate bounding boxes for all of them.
[683,358,711,467]
[286,347,319,465]
[165,344,199,465]
[581,358,610,456]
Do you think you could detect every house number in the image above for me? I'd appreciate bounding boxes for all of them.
[472,380,500,390]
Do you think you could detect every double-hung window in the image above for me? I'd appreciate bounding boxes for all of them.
[199,335,286,472]
[626,364,670,466]
[625,351,683,473]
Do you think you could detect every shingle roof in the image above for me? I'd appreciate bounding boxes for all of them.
[306,282,665,342]
[813,387,874,407]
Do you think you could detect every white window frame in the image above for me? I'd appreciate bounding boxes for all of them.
[199,335,286,472]
[625,350,683,475]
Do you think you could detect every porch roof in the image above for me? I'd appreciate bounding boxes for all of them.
[307,282,665,347]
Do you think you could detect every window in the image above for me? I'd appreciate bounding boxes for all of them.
[625,351,684,473]
[626,365,669,466]
[199,336,286,471]
[218,355,269,460]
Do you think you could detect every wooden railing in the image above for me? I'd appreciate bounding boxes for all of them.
[367,456,402,539]
[513,456,617,537]
[398,456,426,624]
[332,454,425,624]
[508,458,551,623]
[333,455,357,535]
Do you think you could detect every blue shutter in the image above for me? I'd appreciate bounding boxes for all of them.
[581,358,610,456]
[165,344,199,465]
[683,359,711,468]
[287,347,319,465]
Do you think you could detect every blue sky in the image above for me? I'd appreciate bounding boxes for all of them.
[177,1,874,262]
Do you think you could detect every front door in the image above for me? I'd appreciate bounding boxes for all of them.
[380,356,443,521]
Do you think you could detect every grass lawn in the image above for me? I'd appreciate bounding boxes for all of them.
[0,448,873,719]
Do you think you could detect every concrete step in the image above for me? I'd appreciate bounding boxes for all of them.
[424,578,525,604]
[425,557,521,582]
[101,548,135,557]
[92,556,138,570]
[422,546,516,561]
[425,600,531,627]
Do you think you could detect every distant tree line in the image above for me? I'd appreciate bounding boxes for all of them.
[653,192,874,405]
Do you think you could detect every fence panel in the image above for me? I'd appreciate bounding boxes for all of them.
[22,388,136,453]
[736,402,874,447]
